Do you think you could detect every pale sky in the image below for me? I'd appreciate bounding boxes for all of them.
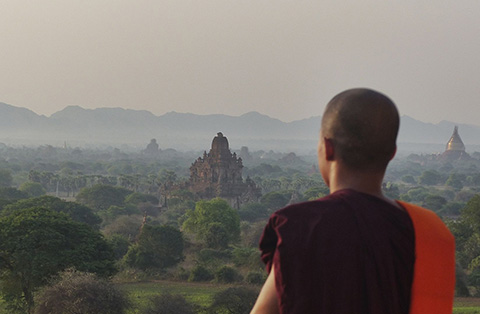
[1,1,480,124]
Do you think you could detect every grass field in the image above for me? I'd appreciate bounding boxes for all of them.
[454,297,480,313]
[117,280,250,312]
[1,282,480,313]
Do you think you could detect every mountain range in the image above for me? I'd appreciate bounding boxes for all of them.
[0,102,479,154]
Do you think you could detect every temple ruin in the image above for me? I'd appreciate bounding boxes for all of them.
[187,132,261,207]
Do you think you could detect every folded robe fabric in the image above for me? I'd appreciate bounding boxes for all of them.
[398,201,456,314]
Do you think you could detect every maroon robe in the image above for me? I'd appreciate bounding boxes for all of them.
[259,189,415,314]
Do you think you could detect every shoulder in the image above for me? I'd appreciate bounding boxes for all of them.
[269,192,347,227]
[397,201,454,241]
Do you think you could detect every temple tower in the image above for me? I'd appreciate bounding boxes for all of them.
[441,126,470,161]
[188,132,261,206]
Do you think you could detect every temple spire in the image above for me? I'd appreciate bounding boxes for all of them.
[446,126,465,152]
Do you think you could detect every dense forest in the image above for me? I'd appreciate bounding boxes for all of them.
[0,143,480,313]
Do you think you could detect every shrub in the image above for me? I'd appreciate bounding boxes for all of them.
[188,265,213,282]
[208,287,258,314]
[214,265,241,283]
[34,269,130,314]
[246,271,266,285]
[232,247,263,270]
[144,293,197,314]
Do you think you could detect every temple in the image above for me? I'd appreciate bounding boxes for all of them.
[187,132,261,207]
[441,126,470,161]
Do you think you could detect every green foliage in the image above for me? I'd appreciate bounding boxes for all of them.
[406,186,429,202]
[205,222,230,249]
[76,184,131,211]
[303,186,329,200]
[238,203,268,222]
[214,265,241,283]
[144,293,197,314]
[182,198,240,246]
[208,287,258,314]
[260,191,290,210]
[418,170,443,185]
[102,215,143,239]
[246,271,266,285]
[0,207,116,312]
[3,195,101,229]
[0,168,13,187]
[401,175,416,184]
[18,181,46,197]
[422,194,447,212]
[107,234,131,260]
[124,224,184,270]
[196,249,231,267]
[446,174,464,190]
[188,265,214,282]
[34,269,131,314]
[456,265,471,297]
[0,187,28,201]
[441,202,465,216]
[232,247,263,270]
[462,195,480,233]
[125,192,159,206]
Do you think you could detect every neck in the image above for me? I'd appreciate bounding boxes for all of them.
[327,163,388,200]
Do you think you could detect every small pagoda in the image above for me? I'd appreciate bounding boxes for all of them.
[441,126,470,161]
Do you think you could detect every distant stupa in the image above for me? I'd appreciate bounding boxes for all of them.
[441,126,470,161]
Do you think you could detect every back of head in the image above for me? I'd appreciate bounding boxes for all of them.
[321,88,399,171]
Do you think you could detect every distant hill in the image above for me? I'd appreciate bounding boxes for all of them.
[0,102,479,153]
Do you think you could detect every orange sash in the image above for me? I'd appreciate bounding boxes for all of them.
[397,201,456,314]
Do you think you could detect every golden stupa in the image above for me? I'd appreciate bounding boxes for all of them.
[441,126,470,161]
[446,126,465,152]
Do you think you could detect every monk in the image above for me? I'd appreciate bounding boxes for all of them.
[251,88,455,314]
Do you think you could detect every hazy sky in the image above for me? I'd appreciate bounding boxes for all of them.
[1,1,480,124]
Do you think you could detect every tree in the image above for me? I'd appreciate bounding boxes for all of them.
[0,168,13,187]
[461,195,480,233]
[445,173,464,190]
[401,175,416,184]
[34,270,130,314]
[124,224,184,270]
[260,191,290,211]
[418,170,443,185]
[18,182,46,197]
[0,208,116,313]
[3,196,101,229]
[182,198,240,245]
[422,194,447,212]
[238,203,268,222]
[0,187,28,201]
[124,192,159,206]
[76,184,131,211]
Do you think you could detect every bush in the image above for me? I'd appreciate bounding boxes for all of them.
[188,265,213,282]
[246,271,266,285]
[232,247,263,270]
[197,249,231,268]
[214,265,241,283]
[144,293,197,314]
[208,287,258,314]
[107,234,131,260]
[34,269,130,314]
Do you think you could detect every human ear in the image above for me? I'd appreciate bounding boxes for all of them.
[324,138,335,161]
[389,146,397,161]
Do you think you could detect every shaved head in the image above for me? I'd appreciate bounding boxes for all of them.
[321,88,399,171]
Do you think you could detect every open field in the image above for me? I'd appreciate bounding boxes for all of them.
[454,298,480,314]
[117,280,260,313]
[1,282,480,313]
